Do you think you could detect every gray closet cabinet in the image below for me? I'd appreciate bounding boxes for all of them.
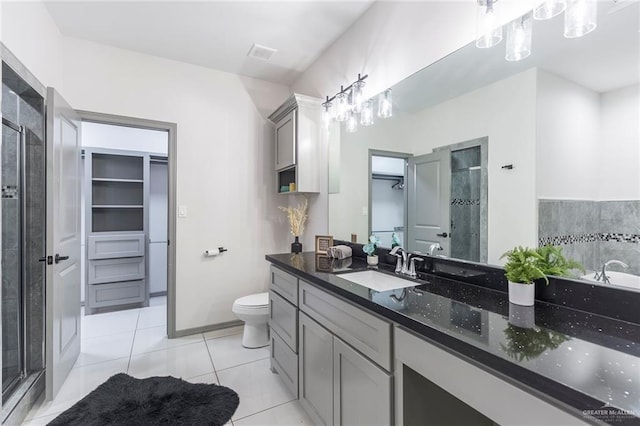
[84,149,150,314]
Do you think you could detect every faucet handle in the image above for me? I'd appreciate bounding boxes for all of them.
[394,253,403,273]
[408,257,424,277]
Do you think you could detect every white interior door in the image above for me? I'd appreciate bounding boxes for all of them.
[45,88,81,400]
[407,150,451,255]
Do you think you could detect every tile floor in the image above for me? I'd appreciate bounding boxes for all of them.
[22,297,312,425]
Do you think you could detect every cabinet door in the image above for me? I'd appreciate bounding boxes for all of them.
[333,337,392,426]
[275,110,296,171]
[299,312,334,426]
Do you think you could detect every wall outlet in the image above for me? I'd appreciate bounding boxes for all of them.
[178,205,188,218]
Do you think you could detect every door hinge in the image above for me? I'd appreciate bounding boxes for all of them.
[38,256,53,265]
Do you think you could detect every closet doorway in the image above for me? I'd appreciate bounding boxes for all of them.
[78,113,176,337]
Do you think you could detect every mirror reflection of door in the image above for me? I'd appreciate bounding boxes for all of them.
[405,140,487,262]
[407,150,451,256]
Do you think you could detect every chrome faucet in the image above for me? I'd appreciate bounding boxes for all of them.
[390,246,424,277]
[596,260,629,284]
[428,242,443,255]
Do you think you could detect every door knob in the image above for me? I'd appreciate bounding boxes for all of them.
[436,232,448,238]
[54,254,69,264]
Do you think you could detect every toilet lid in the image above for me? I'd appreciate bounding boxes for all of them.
[235,292,269,308]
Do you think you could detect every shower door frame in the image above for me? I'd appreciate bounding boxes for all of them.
[0,117,28,400]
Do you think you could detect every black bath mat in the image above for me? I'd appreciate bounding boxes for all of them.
[48,373,239,426]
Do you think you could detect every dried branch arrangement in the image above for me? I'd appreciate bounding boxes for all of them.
[279,197,308,237]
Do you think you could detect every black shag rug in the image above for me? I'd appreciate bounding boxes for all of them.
[48,373,239,426]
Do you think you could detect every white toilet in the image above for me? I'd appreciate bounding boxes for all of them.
[232,292,270,348]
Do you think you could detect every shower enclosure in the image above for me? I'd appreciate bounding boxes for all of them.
[1,61,47,419]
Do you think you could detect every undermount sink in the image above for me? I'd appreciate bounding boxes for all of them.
[581,271,640,290]
[339,270,418,292]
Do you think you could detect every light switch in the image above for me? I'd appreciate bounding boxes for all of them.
[361,206,368,216]
[178,205,188,218]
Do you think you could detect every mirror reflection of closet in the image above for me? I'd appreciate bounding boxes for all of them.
[369,152,408,249]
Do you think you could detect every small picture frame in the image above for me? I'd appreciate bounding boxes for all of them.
[315,235,334,254]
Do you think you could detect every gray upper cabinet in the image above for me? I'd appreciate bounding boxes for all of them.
[275,110,296,171]
[268,94,322,194]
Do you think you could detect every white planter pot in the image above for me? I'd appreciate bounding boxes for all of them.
[367,255,379,266]
[508,303,535,328]
[508,281,535,306]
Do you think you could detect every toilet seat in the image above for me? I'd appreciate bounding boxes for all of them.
[233,292,269,309]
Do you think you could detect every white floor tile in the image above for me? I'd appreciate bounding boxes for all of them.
[149,295,167,307]
[132,325,202,355]
[203,325,243,340]
[127,341,214,379]
[136,305,167,329]
[206,334,269,371]
[185,372,219,385]
[82,308,140,339]
[234,400,313,425]
[26,358,129,420]
[21,412,61,425]
[75,331,135,367]
[217,358,295,421]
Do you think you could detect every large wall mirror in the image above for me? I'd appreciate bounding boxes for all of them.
[328,2,639,289]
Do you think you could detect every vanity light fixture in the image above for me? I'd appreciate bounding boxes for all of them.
[345,110,358,133]
[350,79,366,113]
[334,89,349,122]
[360,100,375,126]
[322,96,334,127]
[533,0,567,20]
[476,0,503,48]
[564,0,597,38]
[506,12,533,61]
[378,89,393,119]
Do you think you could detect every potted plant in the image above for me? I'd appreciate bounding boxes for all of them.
[535,245,585,278]
[500,246,548,306]
[279,198,308,253]
[363,234,381,266]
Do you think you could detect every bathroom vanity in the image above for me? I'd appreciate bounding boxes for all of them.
[266,252,640,426]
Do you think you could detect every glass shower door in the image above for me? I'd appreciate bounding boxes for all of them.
[2,119,25,396]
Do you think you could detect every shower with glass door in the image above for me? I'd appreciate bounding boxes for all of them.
[1,61,46,416]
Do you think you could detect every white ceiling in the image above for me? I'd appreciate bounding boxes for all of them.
[44,1,375,86]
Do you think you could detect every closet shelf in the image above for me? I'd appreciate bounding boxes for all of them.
[92,205,144,209]
[92,178,144,183]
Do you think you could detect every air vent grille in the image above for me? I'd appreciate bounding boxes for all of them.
[247,43,277,61]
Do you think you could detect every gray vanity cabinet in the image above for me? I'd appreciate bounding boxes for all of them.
[269,266,300,398]
[333,337,392,426]
[268,94,322,194]
[299,312,334,426]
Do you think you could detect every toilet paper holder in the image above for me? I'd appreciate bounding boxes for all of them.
[204,247,228,257]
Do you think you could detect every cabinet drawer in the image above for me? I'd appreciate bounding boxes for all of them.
[270,265,298,305]
[88,233,145,259]
[269,291,298,353]
[299,280,392,371]
[88,257,145,284]
[88,280,145,308]
[270,328,298,399]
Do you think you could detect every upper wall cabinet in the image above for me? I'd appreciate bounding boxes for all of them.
[269,94,322,194]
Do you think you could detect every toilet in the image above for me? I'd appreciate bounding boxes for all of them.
[232,292,270,348]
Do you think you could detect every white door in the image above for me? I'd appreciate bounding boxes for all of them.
[406,151,451,255]
[45,88,81,400]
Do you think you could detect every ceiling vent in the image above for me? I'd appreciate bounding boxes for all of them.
[247,43,277,61]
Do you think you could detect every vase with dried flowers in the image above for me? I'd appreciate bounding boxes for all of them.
[279,198,308,253]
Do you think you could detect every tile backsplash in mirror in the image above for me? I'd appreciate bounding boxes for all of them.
[538,200,640,275]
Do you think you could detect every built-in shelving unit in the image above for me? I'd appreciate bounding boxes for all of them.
[85,149,150,314]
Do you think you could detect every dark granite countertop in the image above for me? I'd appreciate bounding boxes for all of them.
[266,252,640,425]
